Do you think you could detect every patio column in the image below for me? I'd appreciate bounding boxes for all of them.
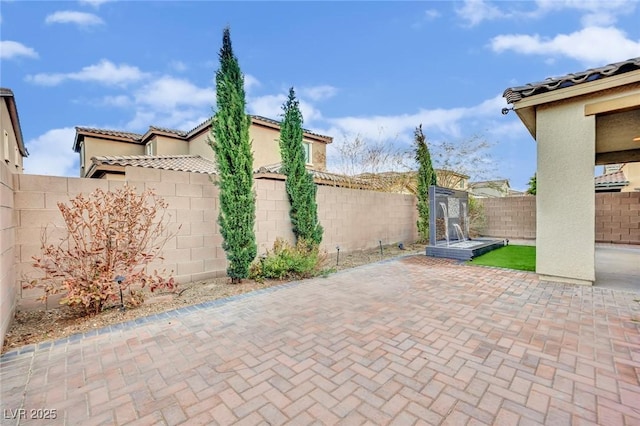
[536,101,595,285]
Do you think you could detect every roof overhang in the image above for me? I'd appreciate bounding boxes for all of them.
[73,128,144,152]
[510,70,640,140]
[0,88,29,157]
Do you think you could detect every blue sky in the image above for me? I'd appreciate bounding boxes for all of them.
[1,1,639,190]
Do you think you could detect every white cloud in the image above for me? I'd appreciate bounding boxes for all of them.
[78,0,113,8]
[123,76,215,131]
[169,60,188,72]
[412,8,442,29]
[321,94,508,147]
[244,74,260,93]
[45,11,104,27]
[0,40,39,59]
[490,26,640,66]
[24,128,78,177]
[457,0,636,26]
[26,59,148,86]
[101,95,131,107]
[456,0,508,27]
[424,9,441,20]
[247,89,326,124]
[300,85,338,101]
[134,76,215,109]
[534,0,636,26]
[248,94,286,120]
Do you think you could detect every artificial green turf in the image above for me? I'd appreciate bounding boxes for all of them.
[468,245,536,272]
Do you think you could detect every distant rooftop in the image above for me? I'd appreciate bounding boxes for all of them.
[594,170,628,189]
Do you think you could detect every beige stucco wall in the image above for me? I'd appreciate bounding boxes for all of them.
[250,124,285,168]
[150,135,189,156]
[188,131,215,162]
[622,162,640,192]
[536,101,596,285]
[1,100,24,173]
[0,161,17,348]
[189,124,328,171]
[82,136,144,177]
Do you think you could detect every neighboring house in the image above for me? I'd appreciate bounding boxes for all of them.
[507,189,527,197]
[73,115,332,179]
[350,170,470,195]
[0,88,29,173]
[595,163,640,192]
[468,179,510,198]
[435,169,469,191]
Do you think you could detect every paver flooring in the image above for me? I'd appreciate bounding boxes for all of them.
[1,256,640,425]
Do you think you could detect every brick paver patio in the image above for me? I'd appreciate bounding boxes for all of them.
[1,256,639,425]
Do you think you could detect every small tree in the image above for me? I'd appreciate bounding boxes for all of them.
[330,130,412,185]
[414,125,437,243]
[431,135,497,186]
[279,88,323,246]
[527,173,537,195]
[211,27,257,283]
[27,186,176,315]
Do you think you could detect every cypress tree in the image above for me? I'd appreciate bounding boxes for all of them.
[279,88,323,246]
[415,124,437,243]
[211,27,256,283]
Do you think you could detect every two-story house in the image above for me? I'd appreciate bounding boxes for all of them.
[73,115,332,179]
[1,88,29,173]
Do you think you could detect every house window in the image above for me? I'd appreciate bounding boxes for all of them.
[3,130,8,162]
[145,142,153,155]
[303,141,312,165]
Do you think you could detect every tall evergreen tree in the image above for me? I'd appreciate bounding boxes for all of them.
[211,27,256,283]
[279,88,323,246]
[415,124,437,243]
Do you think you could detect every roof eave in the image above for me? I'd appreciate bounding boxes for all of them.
[1,89,28,157]
[508,69,640,142]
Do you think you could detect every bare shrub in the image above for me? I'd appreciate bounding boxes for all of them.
[26,185,178,315]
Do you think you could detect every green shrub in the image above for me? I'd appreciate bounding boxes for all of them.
[250,238,325,280]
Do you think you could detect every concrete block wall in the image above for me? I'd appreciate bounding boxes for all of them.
[595,192,640,244]
[8,170,419,320]
[0,162,17,349]
[479,193,640,244]
[317,185,418,252]
[124,167,226,284]
[477,196,536,240]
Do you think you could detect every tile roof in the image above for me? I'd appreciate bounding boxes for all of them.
[184,115,332,142]
[250,115,332,141]
[256,163,377,188]
[504,57,640,103]
[594,170,629,187]
[76,127,144,142]
[148,126,188,138]
[469,179,510,188]
[92,154,217,174]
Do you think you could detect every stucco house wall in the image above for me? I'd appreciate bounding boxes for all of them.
[536,100,596,285]
[1,92,26,173]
